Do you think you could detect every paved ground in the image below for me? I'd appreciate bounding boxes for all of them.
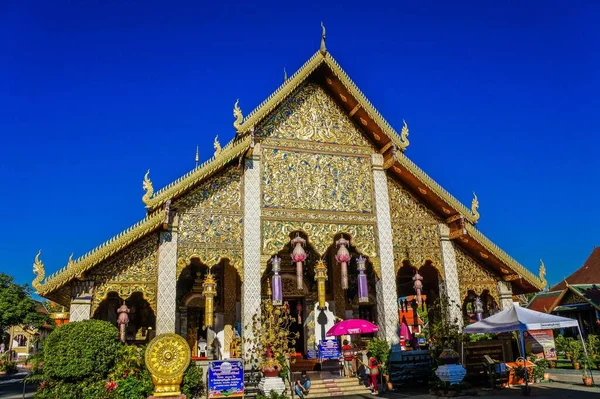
[317,382,600,398]
[0,371,35,399]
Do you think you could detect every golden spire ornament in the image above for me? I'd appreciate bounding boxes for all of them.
[320,22,327,54]
[314,259,328,309]
[142,169,154,206]
[471,192,480,223]
[214,135,222,155]
[284,67,288,83]
[399,119,410,150]
[539,259,547,289]
[202,272,217,328]
[32,250,45,292]
[233,99,243,132]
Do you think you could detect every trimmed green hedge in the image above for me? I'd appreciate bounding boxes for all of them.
[44,319,121,381]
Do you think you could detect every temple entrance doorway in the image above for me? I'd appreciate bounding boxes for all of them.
[177,258,241,360]
[396,261,441,345]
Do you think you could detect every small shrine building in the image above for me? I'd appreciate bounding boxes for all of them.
[32,33,546,359]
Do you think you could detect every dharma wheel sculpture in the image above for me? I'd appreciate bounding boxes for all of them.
[145,333,191,397]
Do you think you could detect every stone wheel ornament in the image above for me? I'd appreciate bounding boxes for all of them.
[145,333,191,397]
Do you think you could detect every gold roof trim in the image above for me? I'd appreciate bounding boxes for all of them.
[145,134,252,211]
[395,152,476,223]
[464,223,545,290]
[236,51,325,134]
[36,209,166,295]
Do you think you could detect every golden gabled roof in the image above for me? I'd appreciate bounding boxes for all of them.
[35,209,166,295]
[464,224,545,290]
[144,134,252,211]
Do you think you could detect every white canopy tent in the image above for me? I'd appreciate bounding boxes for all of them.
[463,305,594,390]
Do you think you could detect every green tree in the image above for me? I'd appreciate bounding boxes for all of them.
[0,273,50,332]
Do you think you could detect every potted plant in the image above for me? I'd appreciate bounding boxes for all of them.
[582,361,594,387]
[568,340,583,370]
[367,338,391,391]
[586,334,598,360]
[530,357,548,383]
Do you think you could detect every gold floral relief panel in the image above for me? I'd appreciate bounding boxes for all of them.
[256,83,373,147]
[262,148,373,213]
[88,235,158,285]
[455,246,499,302]
[178,214,244,246]
[262,219,377,264]
[174,166,242,212]
[387,176,441,223]
[391,223,442,273]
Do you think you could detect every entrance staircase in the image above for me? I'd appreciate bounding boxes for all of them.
[299,372,372,398]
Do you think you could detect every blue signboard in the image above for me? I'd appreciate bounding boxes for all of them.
[318,339,341,360]
[306,349,319,359]
[208,359,244,398]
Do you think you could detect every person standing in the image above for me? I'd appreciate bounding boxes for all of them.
[295,370,311,398]
[366,351,380,394]
[341,340,355,377]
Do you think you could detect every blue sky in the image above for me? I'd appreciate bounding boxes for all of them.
[1,1,598,291]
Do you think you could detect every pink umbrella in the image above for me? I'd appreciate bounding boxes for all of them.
[326,319,379,336]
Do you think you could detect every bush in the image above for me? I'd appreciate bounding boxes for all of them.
[44,320,121,381]
[0,359,17,373]
[182,362,204,399]
[367,338,391,374]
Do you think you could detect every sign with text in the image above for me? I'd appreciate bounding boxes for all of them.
[318,339,341,360]
[208,359,244,398]
[524,330,557,360]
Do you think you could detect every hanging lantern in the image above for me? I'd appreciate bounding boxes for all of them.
[314,259,328,309]
[202,272,217,328]
[357,256,369,303]
[290,235,307,290]
[335,237,351,290]
[270,256,283,306]
[413,272,424,305]
[296,302,303,324]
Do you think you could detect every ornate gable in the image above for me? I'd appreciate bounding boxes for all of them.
[89,234,159,315]
[455,245,499,302]
[175,166,244,277]
[257,83,374,147]
[387,176,442,272]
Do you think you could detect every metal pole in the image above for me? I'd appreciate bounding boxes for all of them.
[577,325,595,386]
[519,329,529,395]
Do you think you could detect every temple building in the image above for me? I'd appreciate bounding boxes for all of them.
[528,248,600,336]
[31,33,546,359]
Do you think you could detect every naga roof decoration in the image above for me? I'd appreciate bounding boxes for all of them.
[34,209,166,295]
[143,133,252,211]
[33,33,544,296]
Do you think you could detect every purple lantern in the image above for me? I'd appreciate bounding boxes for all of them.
[357,256,369,303]
[271,256,283,306]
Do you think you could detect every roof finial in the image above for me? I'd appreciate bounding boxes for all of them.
[284,67,288,83]
[32,250,45,292]
[399,119,410,150]
[195,145,199,167]
[320,22,327,54]
[142,169,154,206]
[214,135,222,155]
[539,259,547,289]
[471,192,480,223]
[233,99,243,132]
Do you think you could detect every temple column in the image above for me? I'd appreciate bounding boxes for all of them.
[242,143,262,358]
[498,281,514,309]
[69,280,94,322]
[438,224,463,329]
[156,218,178,335]
[371,153,399,344]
